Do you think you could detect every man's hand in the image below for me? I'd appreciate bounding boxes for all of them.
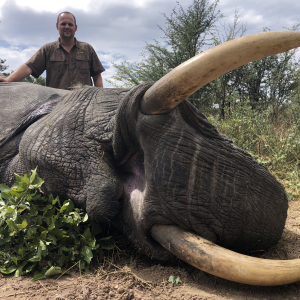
[0,64,32,83]
[0,77,8,83]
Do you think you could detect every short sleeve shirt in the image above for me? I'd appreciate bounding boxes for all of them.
[25,38,105,89]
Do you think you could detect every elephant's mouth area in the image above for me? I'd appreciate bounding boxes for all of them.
[118,152,146,210]
[117,152,146,225]
[115,151,175,259]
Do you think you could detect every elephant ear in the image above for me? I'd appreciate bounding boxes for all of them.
[0,82,70,147]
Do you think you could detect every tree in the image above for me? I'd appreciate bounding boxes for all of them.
[107,0,223,91]
[2,70,46,86]
[1,56,46,86]
[109,0,300,119]
[208,23,300,119]
[240,46,298,112]
[0,58,8,72]
[21,75,46,86]
[205,10,247,117]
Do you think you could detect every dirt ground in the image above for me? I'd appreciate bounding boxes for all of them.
[1,200,300,300]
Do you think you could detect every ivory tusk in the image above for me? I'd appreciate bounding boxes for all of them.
[141,31,300,115]
[150,224,300,286]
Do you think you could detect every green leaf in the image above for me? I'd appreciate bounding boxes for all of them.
[31,273,45,281]
[14,174,23,184]
[0,184,10,192]
[40,240,47,250]
[83,228,91,240]
[17,207,27,214]
[47,233,57,245]
[87,238,96,248]
[40,230,48,239]
[11,257,18,265]
[48,221,55,231]
[6,219,18,231]
[0,191,10,200]
[82,213,89,222]
[0,265,17,274]
[98,236,112,241]
[30,177,44,189]
[62,246,72,252]
[17,220,27,229]
[52,197,58,205]
[29,168,37,183]
[60,201,70,213]
[14,268,20,277]
[5,206,15,213]
[101,242,115,250]
[79,260,85,270]
[29,256,41,262]
[168,276,174,284]
[81,246,93,264]
[18,247,25,255]
[27,227,37,236]
[22,173,30,185]
[44,266,62,277]
[37,245,42,259]
[31,193,41,201]
[14,261,30,277]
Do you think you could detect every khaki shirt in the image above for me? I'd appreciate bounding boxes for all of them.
[26,38,105,89]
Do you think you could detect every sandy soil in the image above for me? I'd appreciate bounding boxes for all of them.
[1,200,300,300]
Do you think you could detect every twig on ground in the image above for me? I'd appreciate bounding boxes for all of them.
[38,280,49,291]
[52,260,81,285]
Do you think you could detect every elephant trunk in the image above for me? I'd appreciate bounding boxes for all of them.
[151,225,300,286]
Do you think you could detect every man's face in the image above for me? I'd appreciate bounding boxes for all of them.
[56,13,77,40]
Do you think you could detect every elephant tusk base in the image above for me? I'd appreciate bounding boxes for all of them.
[150,224,300,286]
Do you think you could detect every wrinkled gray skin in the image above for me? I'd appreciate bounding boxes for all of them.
[0,81,288,260]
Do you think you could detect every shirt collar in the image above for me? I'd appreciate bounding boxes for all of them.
[55,39,60,49]
[56,38,78,49]
[74,38,80,48]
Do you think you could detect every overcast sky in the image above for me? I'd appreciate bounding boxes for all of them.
[0,0,299,87]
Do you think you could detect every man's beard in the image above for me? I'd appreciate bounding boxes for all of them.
[61,31,74,39]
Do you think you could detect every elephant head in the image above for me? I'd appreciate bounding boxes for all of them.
[112,31,300,286]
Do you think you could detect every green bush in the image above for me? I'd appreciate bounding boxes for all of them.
[0,168,114,281]
[208,101,300,199]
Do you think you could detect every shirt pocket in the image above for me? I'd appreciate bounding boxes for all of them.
[50,54,67,73]
[76,54,90,74]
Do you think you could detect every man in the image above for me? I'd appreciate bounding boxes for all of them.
[0,12,105,89]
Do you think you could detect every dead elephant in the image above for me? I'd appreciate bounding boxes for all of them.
[1,31,300,286]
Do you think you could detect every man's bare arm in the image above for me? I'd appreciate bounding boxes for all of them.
[0,64,32,83]
[93,73,103,87]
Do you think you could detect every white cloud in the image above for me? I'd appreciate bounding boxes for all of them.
[98,52,128,87]
[1,0,158,14]
[242,10,264,26]
[4,0,91,13]
[0,46,39,72]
